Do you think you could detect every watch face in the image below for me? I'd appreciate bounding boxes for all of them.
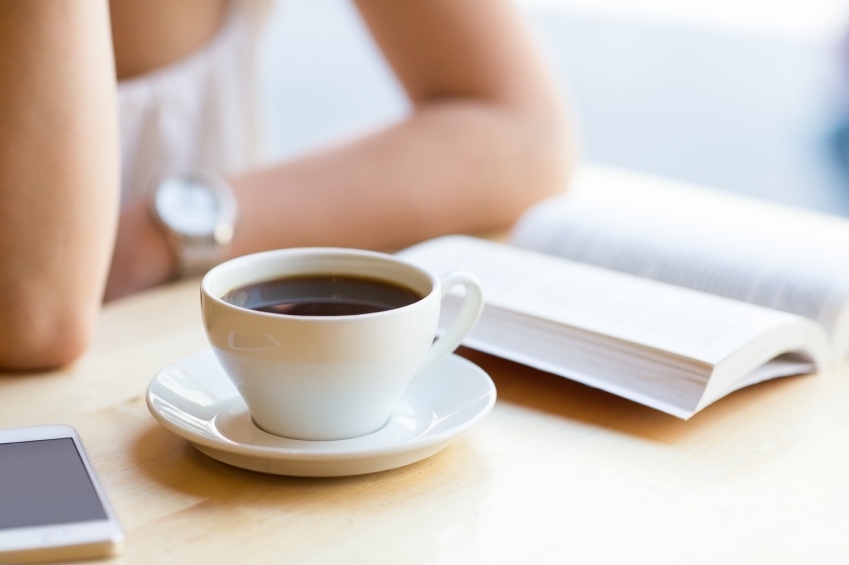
[154,176,221,237]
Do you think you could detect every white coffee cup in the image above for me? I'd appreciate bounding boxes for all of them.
[200,247,484,441]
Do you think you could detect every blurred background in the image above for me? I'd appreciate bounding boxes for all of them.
[256,0,849,215]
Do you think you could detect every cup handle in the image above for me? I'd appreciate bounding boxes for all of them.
[415,271,484,378]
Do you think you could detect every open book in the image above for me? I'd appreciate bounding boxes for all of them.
[398,167,849,419]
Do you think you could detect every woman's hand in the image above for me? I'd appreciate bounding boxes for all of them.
[104,199,175,302]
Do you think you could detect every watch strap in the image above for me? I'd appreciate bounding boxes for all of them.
[176,239,229,278]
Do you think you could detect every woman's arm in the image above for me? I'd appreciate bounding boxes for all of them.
[105,0,572,298]
[0,1,120,370]
[230,0,572,253]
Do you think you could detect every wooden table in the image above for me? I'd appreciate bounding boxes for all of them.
[3,171,849,564]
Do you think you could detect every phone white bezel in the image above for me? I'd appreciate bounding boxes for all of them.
[0,425,124,556]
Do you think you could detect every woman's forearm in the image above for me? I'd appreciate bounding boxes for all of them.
[0,1,120,370]
[104,98,570,301]
[228,99,570,257]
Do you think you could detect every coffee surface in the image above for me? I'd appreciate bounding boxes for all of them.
[222,274,423,316]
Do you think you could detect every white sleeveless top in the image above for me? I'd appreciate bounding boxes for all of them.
[117,1,268,205]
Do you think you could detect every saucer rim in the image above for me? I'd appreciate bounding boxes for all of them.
[146,349,496,461]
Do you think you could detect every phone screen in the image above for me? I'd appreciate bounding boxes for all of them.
[0,438,107,529]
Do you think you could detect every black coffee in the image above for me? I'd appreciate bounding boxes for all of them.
[222,274,423,316]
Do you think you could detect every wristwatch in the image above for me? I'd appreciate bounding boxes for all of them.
[149,170,239,278]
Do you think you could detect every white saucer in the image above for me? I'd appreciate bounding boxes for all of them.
[146,349,496,477]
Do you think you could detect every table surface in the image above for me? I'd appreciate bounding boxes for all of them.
[3,168,849,564]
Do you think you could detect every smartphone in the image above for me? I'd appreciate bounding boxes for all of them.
[0,425,124,563]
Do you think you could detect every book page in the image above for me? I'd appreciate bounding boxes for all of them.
[511,168,849,346]
[399,236,806,366]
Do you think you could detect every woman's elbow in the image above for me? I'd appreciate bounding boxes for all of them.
[0,308,94,372]
[503,107,575,220]
[530,115,574,201]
